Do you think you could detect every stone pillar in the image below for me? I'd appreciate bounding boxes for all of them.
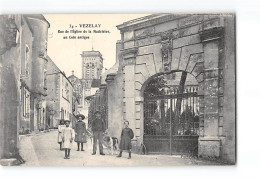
[121,47,138,145]
[99,84,107,128]
[198,27,224,158]
[134,96,144,151]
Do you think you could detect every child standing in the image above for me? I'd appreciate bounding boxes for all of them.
[57,119,66,150]
[117,121,134,159]
[74,114,87,151]
[62,120,74,159]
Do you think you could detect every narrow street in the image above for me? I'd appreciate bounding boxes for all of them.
[19,130,222,166]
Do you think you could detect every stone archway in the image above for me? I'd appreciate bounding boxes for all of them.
[119,15,224,157]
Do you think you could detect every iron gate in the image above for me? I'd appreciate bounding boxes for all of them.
[144,85,200,155]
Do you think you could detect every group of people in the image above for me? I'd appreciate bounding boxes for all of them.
[57,111,134,159]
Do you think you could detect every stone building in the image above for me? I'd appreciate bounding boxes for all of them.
[18,16,34,134]
[102,14,235,164]
[46,56,74,128]
[0,15,49,162]
[0,14,50,163]
[24,15,50,132]
[1,14,24,162]
[81,50,103,81]
[80,50,103,116]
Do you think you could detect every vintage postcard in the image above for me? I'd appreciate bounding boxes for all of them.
[0,14,236,166]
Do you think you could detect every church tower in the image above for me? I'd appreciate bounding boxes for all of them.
[81,50,103,80]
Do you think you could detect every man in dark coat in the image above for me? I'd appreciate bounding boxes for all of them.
[117,120,134,159]
[74,114,87,151]
[91,111,106,155]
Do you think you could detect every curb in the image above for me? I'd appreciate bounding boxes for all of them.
[19,129,57,140]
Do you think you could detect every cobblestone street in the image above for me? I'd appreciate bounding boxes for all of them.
[19,130,223,166]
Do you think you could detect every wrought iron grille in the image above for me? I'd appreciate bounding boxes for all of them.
[143,73,200,155]
[144,88,200,136]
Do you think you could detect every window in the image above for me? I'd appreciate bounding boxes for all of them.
[21,88,30,117]
[16,29,20,44]
[26,92,30,116]
[65,83,69,100]
[44,40,48,54]
[43,69,47,88]
[23,90,26,116]
[61,108,64,120]
[25,45,30,76]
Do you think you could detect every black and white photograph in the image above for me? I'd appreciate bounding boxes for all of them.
[0,13,236,166]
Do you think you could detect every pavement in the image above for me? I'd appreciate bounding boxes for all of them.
[19,130,224,166]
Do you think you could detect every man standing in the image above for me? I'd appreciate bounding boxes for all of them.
[91,111,105,155]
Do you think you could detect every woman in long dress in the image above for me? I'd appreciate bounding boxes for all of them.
[57,119,66,150]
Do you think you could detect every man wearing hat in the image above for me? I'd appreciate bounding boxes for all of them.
[74,114,87,151]
[91,111,106,155]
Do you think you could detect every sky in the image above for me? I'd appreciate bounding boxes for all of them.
[44,14,149,78]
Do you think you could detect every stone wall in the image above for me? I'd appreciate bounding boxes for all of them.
[19,16,33,133]
[106,71,124,138]
[114,14,235,162]
[222,15,236,164]
[0,15,22,158]
[46,57,61,128]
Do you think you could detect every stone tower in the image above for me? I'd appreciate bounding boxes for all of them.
[81,50,103,80]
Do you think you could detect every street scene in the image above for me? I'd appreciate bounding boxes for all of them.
[0,14,236,166]
[19,130,223,166]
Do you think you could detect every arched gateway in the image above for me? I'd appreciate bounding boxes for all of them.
[143,72,200,155]
[115,14,231,159]
[102,14,234,162]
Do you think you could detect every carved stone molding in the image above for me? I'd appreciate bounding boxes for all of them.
[199,27,224,43]
[121,47,138,66]
[121,47,138,58]
[161,31,173,72]
[117,14,187,33]
[160,30,173,42]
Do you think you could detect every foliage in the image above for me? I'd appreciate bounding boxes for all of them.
[144,75,167,97]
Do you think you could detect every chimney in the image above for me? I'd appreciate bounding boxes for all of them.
[116,40,122,65]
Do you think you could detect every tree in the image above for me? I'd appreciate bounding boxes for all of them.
[173,71,187,134]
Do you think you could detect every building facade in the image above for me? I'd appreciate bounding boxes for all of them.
[46,56,73,128]
[1,14,23,160]
[102,14,235,163]
[0,14,50,161]
[18,16,33,134]
[81,51,103,80]
[24,15,50,132]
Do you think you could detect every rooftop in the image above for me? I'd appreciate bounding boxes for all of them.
[116,13,186,31]
[24,14,50,27]
[81,50,103,58]
[46,56,73,87]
